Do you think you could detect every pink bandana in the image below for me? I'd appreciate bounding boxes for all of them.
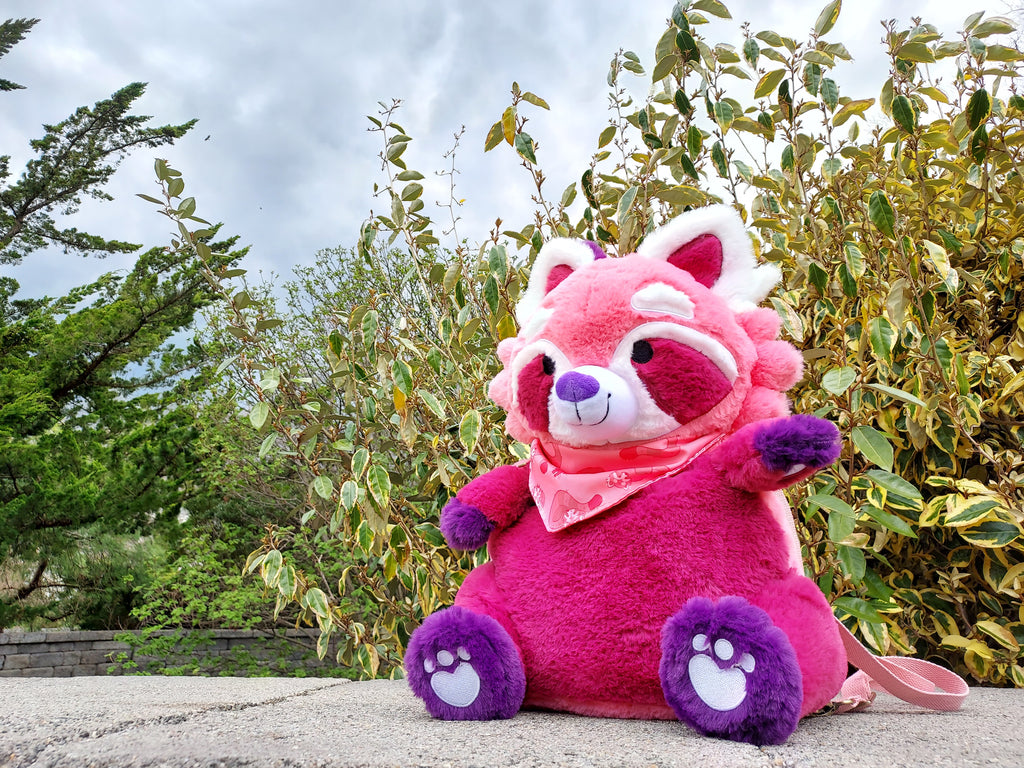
[528,430,727,532]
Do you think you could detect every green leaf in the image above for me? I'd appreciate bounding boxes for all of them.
[743,38,759,66]
[414,522,447,548]
[843,241,865,278]
[897,41,936,63]
[652,55,676,83]
[351,448,370,481]
[400,182,423,201]
[866,469,922,500]
[521,91,550,110]
[820,78,839,110]
[868,317,896,364]
[416,389,445,420]
[391,359,413,395]
[973,17,1016,37]
[852,425,894,472]
[868,190,896,238]
[617,186,639,225]
[892,94,916,133]
[814,0,842,36]
[514,132,537,164]
[258,433,277,459]
[866,383,927,408]
[674,89,692,115]
[459,409,482,454]
[862,505,918,538]
[367,465,392,509]
[713,101,734,132]
[675,30,699,62]
[304,588,329,618]
[838,545,866,580]
[249,402,270,430]
[598,125,616,149]
[340,480,359,511]
[834,596,884,623]
[483,275,500,314]
[361,310,378,350]
[711,141,728,176]
[944,498,1000,527]
[692,0,731,18]
[822,366,856,395]
[966,88,991,130]
[959,521,1021,548]
[313,475,334,500]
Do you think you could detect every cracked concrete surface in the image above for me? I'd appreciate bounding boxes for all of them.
[1,679,1022,767]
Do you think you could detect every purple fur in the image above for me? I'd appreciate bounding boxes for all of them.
[754,414,841,473]
[405,606,525,720]
[585,240,608,260]
[660,596,803,746]
[440,499,495,550]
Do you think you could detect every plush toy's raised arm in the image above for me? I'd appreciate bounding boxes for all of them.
[439,463,533,550]
[710,414,841,493]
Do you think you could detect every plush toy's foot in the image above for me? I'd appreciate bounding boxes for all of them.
[405,605,525,720]
[660,596,803,745]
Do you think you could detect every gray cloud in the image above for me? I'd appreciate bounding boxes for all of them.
[0,0,1009,299]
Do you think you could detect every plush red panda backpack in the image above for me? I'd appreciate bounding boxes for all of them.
[405,205,968,745]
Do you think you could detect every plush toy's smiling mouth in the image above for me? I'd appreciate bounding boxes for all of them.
[551,367,638,443]
[570,393,611,426]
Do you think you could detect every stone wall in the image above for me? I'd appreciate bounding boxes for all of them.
[0,628,340,677]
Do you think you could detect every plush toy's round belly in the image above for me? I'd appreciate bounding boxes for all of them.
[487,469,792,717]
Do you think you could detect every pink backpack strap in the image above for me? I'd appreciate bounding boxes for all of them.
[832,620,969,713]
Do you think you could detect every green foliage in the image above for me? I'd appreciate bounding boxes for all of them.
[156,4,1023,686]
[0,18,38,92]
[110,523,352,677]
[0,22,244,629]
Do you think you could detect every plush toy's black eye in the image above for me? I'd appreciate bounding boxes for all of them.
[631,340,654,364]
[542,355,555,375]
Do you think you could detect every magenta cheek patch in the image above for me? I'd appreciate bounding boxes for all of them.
[633,338,733,425]
[516,356,553,432]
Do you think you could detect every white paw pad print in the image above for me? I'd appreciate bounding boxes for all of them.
[687,633,756,712]
[424,646,480,707]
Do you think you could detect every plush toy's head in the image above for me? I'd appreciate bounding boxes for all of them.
[489,205,804,449]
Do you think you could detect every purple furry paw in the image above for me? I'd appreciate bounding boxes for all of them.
[440,499,495,550]
[660,596,803,746]
[754,414,841,474]
[405,606,525,720]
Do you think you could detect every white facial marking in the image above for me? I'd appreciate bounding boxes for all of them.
[551,365,638,444]
[631,282,695,319]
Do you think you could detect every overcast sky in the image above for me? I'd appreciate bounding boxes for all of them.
[0,0,1014,302]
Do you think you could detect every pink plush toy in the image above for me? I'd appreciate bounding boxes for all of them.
[405,205,847,745]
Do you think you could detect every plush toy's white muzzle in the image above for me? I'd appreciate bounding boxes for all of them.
[551,365,638,444]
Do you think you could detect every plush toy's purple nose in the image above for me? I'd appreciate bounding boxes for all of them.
[555,371,601,403]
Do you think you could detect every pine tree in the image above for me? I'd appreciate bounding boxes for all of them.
[0,19,244,628]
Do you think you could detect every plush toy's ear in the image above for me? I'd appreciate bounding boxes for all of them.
[515,239,604,327]
[637,204,780,310]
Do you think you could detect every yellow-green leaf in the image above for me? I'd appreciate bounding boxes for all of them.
[459,409,482,454]
[814,0,841,36]
[755,69,787,99]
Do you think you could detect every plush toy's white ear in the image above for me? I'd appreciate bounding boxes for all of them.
[515,238,603,326]
[636,204,779,311]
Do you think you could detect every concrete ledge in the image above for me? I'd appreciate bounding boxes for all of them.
[0,678,1020,767]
